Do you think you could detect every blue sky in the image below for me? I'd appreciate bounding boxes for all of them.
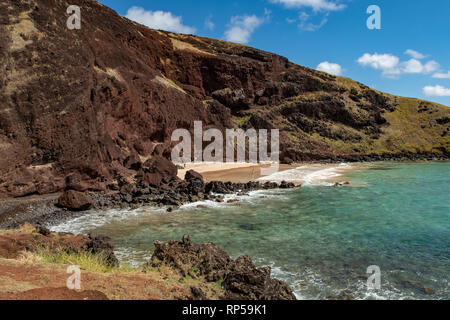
[98,0,450,106]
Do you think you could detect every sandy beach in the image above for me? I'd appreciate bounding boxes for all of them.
[177,162,296,183]
[177,162,358,185]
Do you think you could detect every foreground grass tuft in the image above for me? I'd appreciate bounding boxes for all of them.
[34,246,138,274]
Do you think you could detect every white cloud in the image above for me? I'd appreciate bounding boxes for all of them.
[205,15,215,31]
[299,12,310,21]
[423,85,450,97]
[276,1,343,31]
[357,53,400,75]
[270,0,346,11]
[423,61,439,73]
[357,53,440,77]
[224,15,265,44]
[316,61,342,75]
[300,18,328,31]
[405,49,426,59]
[433,71,450,79]
[287,11,328,31]
[298,11,328,31]
[402,59,439,74]
[401,59,423,73]
[125,7,196,34]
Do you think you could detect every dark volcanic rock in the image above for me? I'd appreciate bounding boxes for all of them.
[279,180,295,189]
[205,181,230,194]
[223,255,295,300]
[57,190,93,211]
[184,170,204,183]
[123,155,142,171]
[149,234,232,278]
[84,234,119,267]
[147,235,296,300]
[190,286,208,300]
[137,156,179,187]
[119,183,137,196]
[64,173,89,192]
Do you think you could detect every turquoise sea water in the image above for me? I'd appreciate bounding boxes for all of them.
[51,162,450,300]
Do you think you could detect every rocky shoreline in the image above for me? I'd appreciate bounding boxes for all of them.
[1,156,449,230]
[0,178,296,230]
[0,156,298,229]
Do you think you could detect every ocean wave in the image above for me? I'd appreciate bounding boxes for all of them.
[49,205,167,234]
[113,247,153,267]
[258,163,352,186]
[49,189,288,234]
[179,189,291,211]
[255,259,417,300]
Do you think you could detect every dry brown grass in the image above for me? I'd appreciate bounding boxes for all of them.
[0,223,36,236]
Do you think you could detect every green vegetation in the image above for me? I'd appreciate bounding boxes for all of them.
[373,97,450,154]
[233,114,253,129]
[34,246,137,274]
[215,279,224,288]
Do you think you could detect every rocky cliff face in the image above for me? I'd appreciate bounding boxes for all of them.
[0,0,449,198]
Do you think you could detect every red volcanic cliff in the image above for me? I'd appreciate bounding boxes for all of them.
[0,0,449,198]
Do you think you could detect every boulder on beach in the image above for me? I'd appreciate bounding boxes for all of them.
[57,190,94,211]
[184,170,204,183]
[136,156,179,187]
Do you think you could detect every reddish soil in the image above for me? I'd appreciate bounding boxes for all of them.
[2,287,108,300]
[0,257,205,300]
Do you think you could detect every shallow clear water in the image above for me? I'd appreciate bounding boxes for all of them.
[50,162,450,300]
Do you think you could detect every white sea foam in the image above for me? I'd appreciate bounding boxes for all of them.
[49,189,287,234]
[258,163,352,186]
[257,259,412,300]
[113,247,153,267]
[179,189,289,211]
[49,205,167,234]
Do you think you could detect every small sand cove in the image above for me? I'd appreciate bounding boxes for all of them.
[178,162,362,186]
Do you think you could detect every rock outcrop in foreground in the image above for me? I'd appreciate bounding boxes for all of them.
[0,225,295,300]
[0,0,449,198]
[149,235,296,300]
